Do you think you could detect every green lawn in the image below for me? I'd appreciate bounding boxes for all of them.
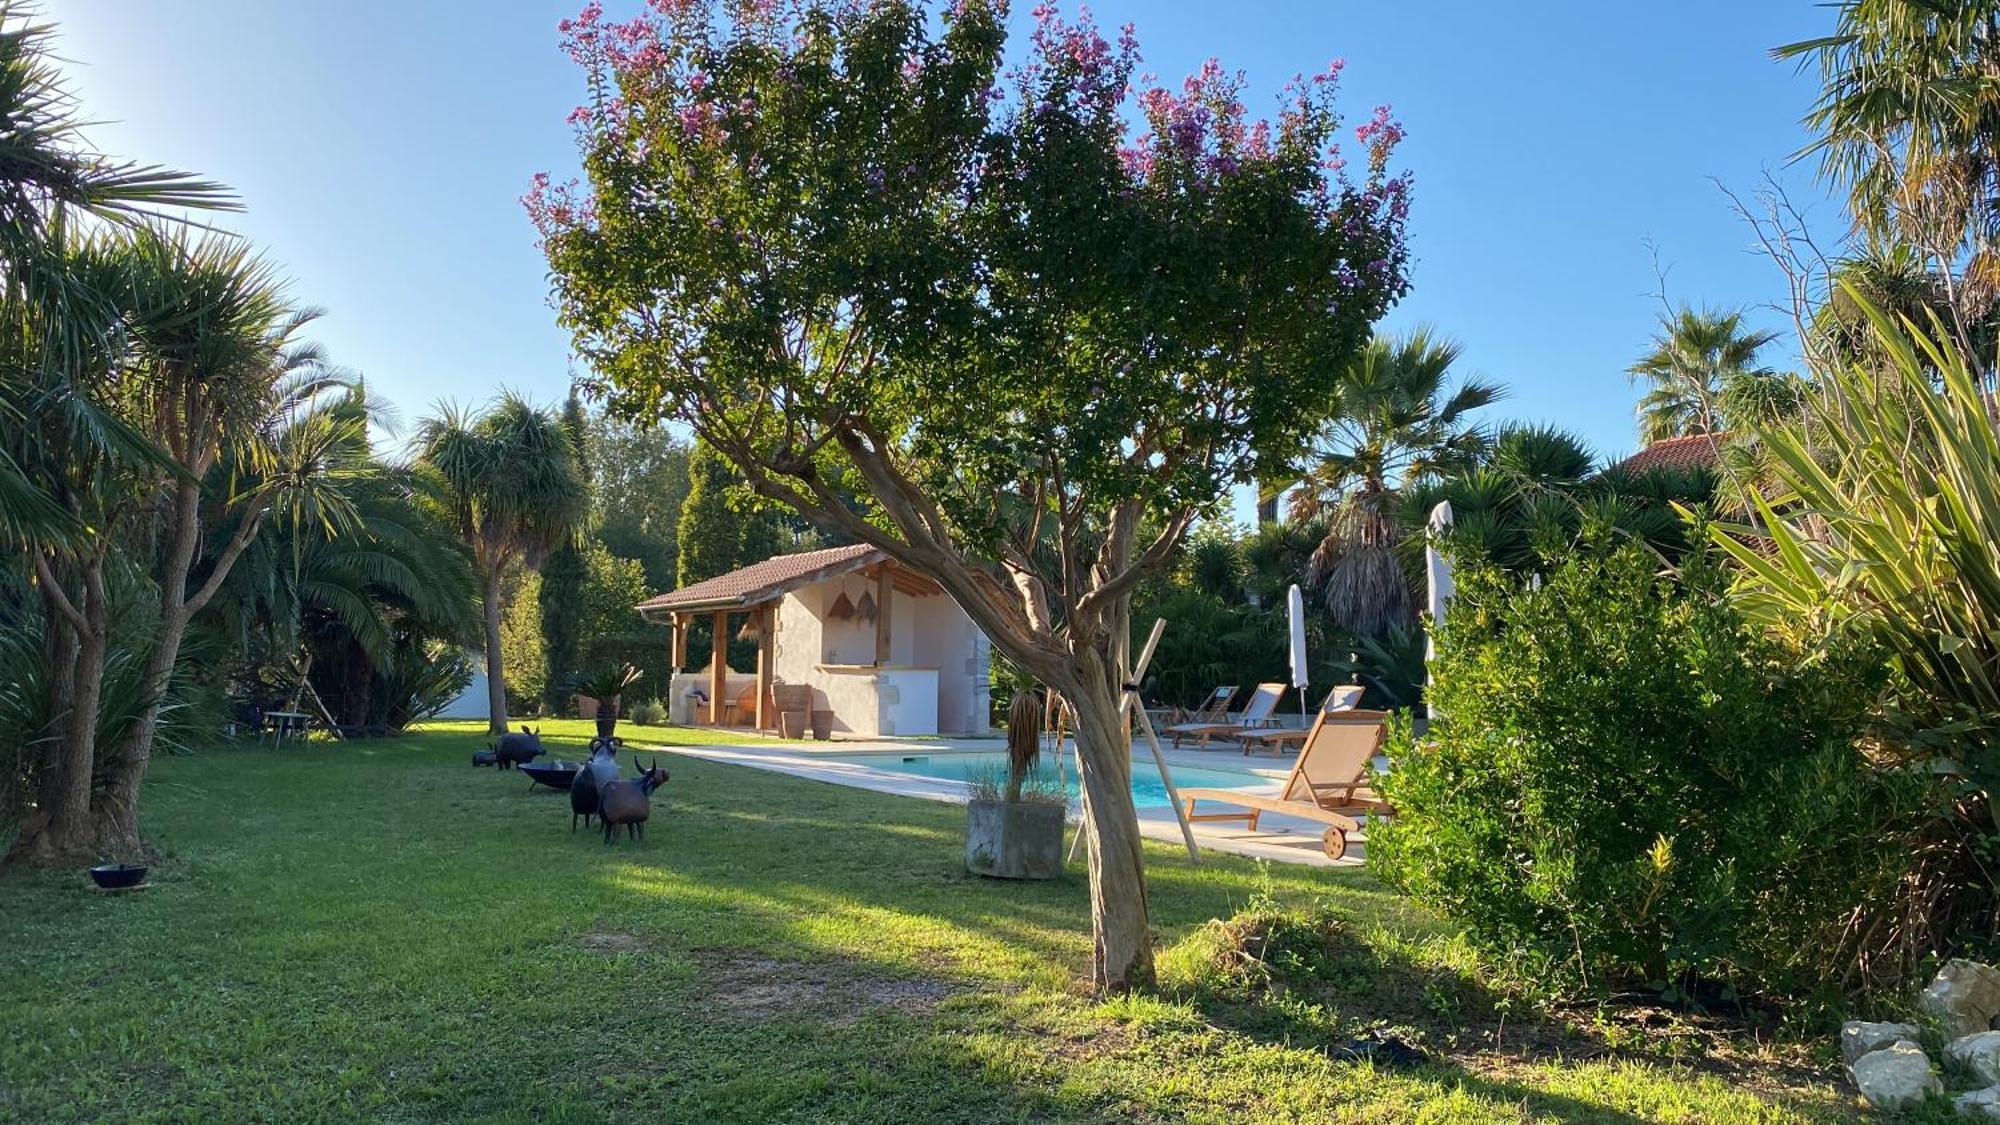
[0,720,1859,1122]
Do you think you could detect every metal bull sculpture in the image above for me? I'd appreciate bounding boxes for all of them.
[599,759,668,845]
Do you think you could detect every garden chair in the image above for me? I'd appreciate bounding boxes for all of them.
[1160,685,1240,747]
[1168,682,1285,749]
[1180,708,1392,861]
[1236,684,1365,756]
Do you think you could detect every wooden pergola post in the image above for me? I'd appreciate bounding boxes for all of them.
[670,613,688,669]
[873,567,892,666]
[709,610,728,726]
[754,605,773,731]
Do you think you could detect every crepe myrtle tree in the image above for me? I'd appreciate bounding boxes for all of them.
[531,0,1409,991]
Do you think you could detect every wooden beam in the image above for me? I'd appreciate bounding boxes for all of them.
[670,614,688,669]
[710,610,727,726]
[755,606,773,731]
[874,568,892,665]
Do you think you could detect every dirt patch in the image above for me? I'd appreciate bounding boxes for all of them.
[577,930,645,952]
[695,949,958,1025]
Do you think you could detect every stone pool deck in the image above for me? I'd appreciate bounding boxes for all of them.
[626,733,1368,868]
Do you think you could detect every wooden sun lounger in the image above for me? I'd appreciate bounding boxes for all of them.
[1180,709,1392,860]
[1235,685,1366,755]
[1159,685,1239,744]
[1168,682,1285,748]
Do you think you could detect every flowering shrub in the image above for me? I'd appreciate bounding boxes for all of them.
[1372,543,1937,1003]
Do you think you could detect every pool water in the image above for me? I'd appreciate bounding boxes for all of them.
[820,751,1273,809]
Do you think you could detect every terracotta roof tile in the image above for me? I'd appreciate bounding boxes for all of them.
[1614,433,1725,475]
[634,543,882,615]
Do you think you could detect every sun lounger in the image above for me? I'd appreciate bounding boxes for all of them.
[1158,685,1238,744]
[1180,708,1392,860]
[1167,682,1284,748]
[1236,685,1365,756]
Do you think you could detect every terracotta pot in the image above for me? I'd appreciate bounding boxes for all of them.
[594,695,620,740]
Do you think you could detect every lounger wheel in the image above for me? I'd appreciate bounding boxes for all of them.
[1321,827,1348,862]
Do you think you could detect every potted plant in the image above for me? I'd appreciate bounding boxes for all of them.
[574,664,643,741]
[965,691,1067,880]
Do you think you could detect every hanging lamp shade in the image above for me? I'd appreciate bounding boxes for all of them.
[854,590,877,623]
[827,591,857,620]
[736,616,761,642]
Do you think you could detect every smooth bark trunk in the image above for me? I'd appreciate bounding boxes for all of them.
[482,569,509,736]
[1067,655,1155,993]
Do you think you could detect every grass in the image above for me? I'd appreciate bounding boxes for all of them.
[0,719,1862,1122]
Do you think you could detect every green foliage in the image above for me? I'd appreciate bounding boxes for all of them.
[1713,297,2000,980]
[538,392,592,713]
[499,569,545,712]
[677,439,790,588]
[591,413,691,593]
[625,697,667,727]
[1372,543,1934,1001]
[1626,307,1783,444]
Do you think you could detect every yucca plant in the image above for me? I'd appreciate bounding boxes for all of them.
[1708,286,2000,982]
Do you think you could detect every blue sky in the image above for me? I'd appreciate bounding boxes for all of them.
[59,1,1839,513]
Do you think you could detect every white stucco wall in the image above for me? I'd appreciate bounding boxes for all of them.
[743,569,990,736]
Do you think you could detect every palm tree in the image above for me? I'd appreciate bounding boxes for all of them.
[1288,326,1502,637]
[1776,2,2000,298]
[1628,307,1784,444]
[416,395,586,735]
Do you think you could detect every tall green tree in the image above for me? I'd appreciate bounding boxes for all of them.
[1289,327,1500,637]
[1627,307,1786,444]
[537,392,590,712]
[536,0,1409,989]
[415,394,585,735]
[592,414,691,592]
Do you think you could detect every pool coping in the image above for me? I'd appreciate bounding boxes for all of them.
[630,737,1365,868]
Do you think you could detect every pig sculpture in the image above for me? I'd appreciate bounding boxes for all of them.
[492,726,545,770]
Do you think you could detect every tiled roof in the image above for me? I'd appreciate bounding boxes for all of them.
[634,543,882,616]
[1614,433,1725,475]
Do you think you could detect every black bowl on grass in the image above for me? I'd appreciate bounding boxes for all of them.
[89,863,147,890]
[520,761,581,792]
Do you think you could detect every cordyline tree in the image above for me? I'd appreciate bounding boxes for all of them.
[532,0,1409,991]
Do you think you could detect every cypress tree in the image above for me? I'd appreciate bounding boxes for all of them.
[538,392,591,712]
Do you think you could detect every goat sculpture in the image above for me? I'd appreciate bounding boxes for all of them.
[492,726,545,770]
[570,739,620,832]
[600,759,668,845]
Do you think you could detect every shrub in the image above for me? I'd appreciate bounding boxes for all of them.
[1370,542,1937,1003]
[627,698,667,726]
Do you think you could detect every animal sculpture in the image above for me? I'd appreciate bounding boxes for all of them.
[570,739,620,832]
[472,749,497,768]
[492,726,545,770]
[599,759,668,845]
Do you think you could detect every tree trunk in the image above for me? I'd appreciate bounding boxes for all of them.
[482,568,509,736]
[1067,653,1155,993]
[6,558,107,866]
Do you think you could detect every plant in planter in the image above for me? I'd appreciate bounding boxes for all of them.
[573,664,642,741]
[965,692,1068,880]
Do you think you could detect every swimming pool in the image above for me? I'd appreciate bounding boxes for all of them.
[818,751,1275,809]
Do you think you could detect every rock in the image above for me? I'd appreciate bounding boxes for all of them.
[1850,1040,1940,1111]
[1959,1084,2000,1120]
[1949,1031,2000,1084]
[1841,1020,1920,1066]
[1917,959,2000,1037]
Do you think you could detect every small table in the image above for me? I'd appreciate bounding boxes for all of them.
[262,711,313,746]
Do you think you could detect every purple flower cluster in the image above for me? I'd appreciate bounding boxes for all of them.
[523,171,597,244]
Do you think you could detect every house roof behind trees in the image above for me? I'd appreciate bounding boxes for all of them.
[1613,433,1725,475]
[634,543,883,617]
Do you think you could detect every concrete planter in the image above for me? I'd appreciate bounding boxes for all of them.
[965,799,1065,880]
